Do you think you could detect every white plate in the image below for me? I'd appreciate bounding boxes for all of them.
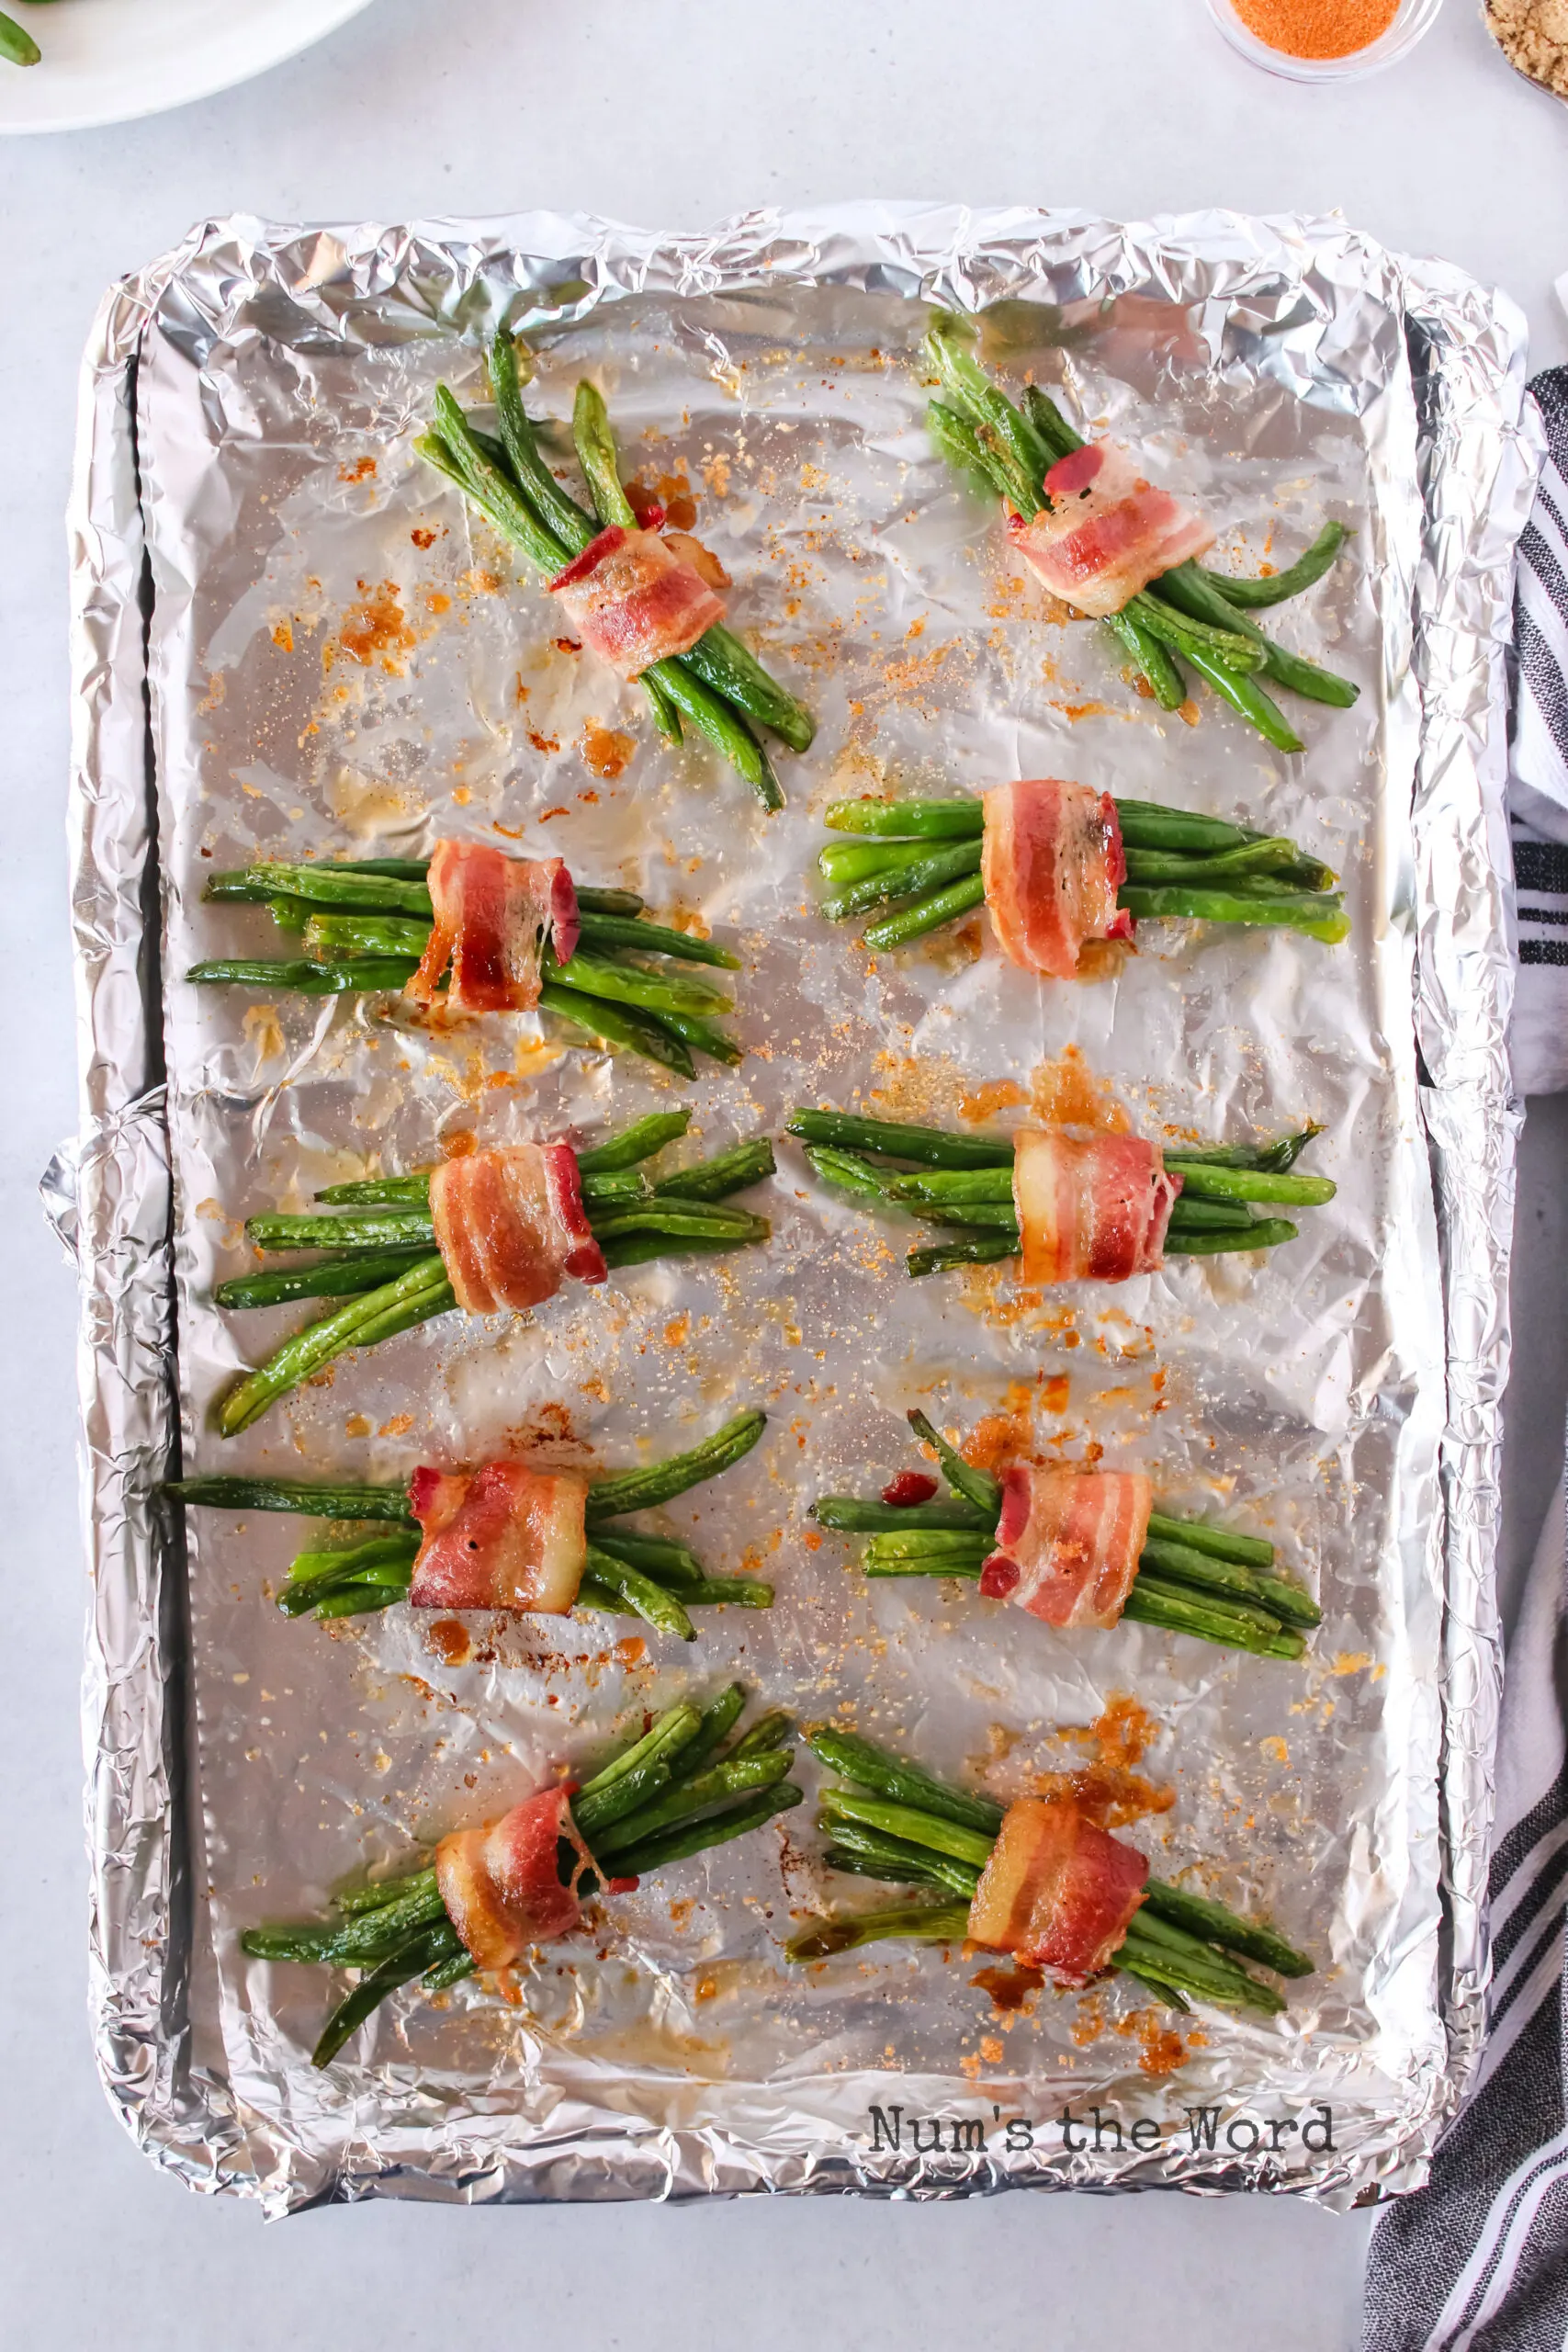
[0,0,377,133]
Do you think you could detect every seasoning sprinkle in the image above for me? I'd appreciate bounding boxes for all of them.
[1232,0,1400,60]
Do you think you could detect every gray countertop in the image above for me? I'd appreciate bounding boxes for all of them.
[5,0,1564,2337]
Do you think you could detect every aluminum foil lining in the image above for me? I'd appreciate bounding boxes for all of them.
[60,207,1534,2213]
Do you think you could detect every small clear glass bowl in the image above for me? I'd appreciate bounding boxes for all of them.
[1204,0,1443,81]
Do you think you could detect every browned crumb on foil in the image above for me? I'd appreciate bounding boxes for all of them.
[1487,0,1568,96]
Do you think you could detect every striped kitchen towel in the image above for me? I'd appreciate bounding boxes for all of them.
[1361,1479,1568,2349]
[1510,367,1568,1097]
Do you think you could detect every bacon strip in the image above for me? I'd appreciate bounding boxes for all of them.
[979,1466,1152,1627]
[547,524,726,679]
[1011,1129,1180,1285]
[1009,441,1214,619]
[405,840,579,1012]
[434,1784,595,1972]
[981,779,1132,979]
[407,1460,590,1612]
[967,1794,1148,1984]
[429,1144,607,1314]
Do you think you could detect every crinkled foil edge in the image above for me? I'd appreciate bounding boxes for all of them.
[59,206,1534,2211]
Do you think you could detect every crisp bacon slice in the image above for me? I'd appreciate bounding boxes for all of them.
[429,1144,607,1315]
[405,840,580,1012]
[1011,1129,1180,1285]
[434,1785,595,1972]
[407,1461,590,1612]
[967,1793,1148,1984]
[547,524,726,678]
[979,1466,1152,1628]
[1009,441,1213,619]
[981,779,1132,979]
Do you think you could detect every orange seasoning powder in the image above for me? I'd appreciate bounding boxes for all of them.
[1232,0,1399,57]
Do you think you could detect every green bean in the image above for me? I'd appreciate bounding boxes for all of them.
[862,872,988,951]
[246,1209,435,1253]
[573,1755,677,1838]
[1196,521,1349,608]
[927,396,1018,504]
[216,1257,453,1437]
[651,1009,746,1069]
[582,1545,696,1642]
[803,1146,900,1207]
[643,657,784,812]
[187,958,419,995]
[587,1202,767,1246]
[906,1409,1003,1518]
[1124,592,1266,673]
[1143,1877,1314,1976]
[788,1109,1011,1170]
[214,1248,436,1310]
[654,1138,776,1203]
[1121,885,1349,941]
[863,1528,993,1561]
[1021,382,1082,461]
[924,312,1052,497]
[588,1532,705,1585]
[576,888,646,917]
[1140,1535,1321,1630]
[1104,607,1189,709]
[595,1231,761,1272]
[334,1867,439,1916]
[0,12,40,65]
[316,1174,432,1206]
[604,1781,802,1880]
[243,1880,448,1968]
[577,1702,705,1801]
[1122,1575,1304,1661]
[1111,800,1256,854]
[489,339,597,551]
[1165,1162,1335,1206]
[812,1497,994,1533]
[824,797,985,840]
[680,628,816,753]
[728,1710,795,1758]
[667,1685,749,1781]
[1117,1925,1284,2014]
[430,388,571,571]
[887,1167,1012,1203]
[908,1234,1019,1278]
[1153,561,1358,707]
[786,1900,972,1962]
[909,1203,1019,1231]
[166,1474,413,1521]
[863,1553,985,1580]
[536,981,694,1078]
[1145,1510,1275,1568]
[1121,836,1326,886]
[821,841,984,924]
[575,913,741,969]
[682,1576,773,1609]
[818,838,942,886]
[576,1109,692,1174]
[821,1822,985,1898]
[573,379,637,528]
[586,1408,767,1521]
[1165,1197,1257,1234]
[311,1922,465,2066]
[592,1752,794,1857]
[302,913,433,960]
[215,862,434,918]
[1162,1218,1299,1258]
[581,1170,650,1206]
[809,1727,1004,1833]
[1173,639,1304,754]
[549,949,732,1019]
[422,1947,479,1995]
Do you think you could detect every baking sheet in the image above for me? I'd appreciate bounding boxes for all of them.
[60,206,1534,2211]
